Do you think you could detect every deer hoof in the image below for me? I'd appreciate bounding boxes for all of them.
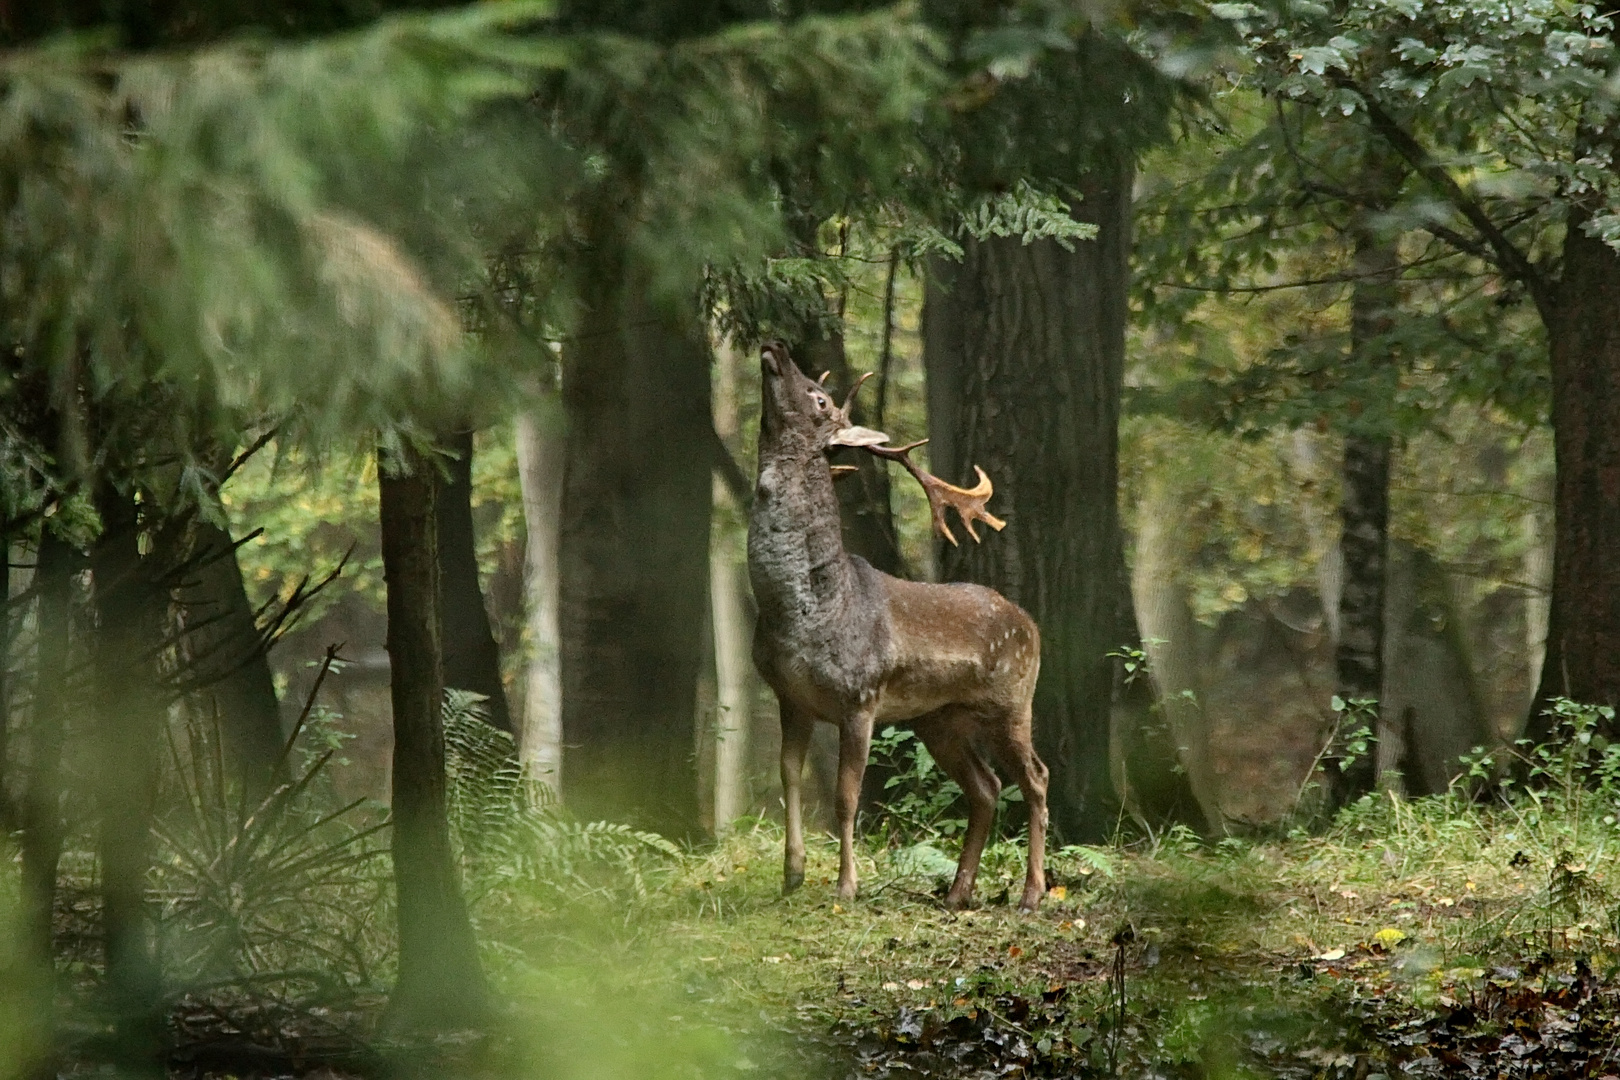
[942,891,973,911]
[1017,890,1044,914]
[783,870,805,895]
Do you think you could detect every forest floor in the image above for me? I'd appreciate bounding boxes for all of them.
[27,785,1620,1079]
[468,792,1620,1080]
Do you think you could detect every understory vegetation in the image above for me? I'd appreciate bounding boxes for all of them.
[10,699,1620,1078]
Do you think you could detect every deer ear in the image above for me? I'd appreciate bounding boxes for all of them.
[828,425,890,448]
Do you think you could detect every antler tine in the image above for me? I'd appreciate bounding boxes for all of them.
[818,371,831,385]
[862,439,1006,547]
[842,371,874,414]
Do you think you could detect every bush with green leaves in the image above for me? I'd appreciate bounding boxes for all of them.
[865,725,1023,847]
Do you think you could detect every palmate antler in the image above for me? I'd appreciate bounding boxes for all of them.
[863,439,1006,547]
[829,371,1005,547]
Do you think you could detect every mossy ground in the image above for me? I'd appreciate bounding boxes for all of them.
[474,789,1620,1077]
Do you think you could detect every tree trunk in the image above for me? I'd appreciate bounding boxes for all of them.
[89,486,164,1073]
[710,339,753,833]
[1328,231,1398,809]
[180,521,285,797]
[437,427,513,734]
[378,443,488,1032]
[16,529,75,1079]
[922,168,1132,843]
[1378,542,1492,795]
[1285,429,1344,642]
[1522,510,1552,719]
[1531,221,1620,729]
[515,407,564,794]
[1128,473,1223,833]
[559,249,711,839]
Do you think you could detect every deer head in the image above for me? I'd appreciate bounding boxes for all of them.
[759,341,888,453]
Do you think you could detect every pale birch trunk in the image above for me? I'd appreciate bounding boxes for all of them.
[710,476,752,834]
[1523,511,1553,709]
[710,338,753,834]
[1131,473,1224,833]
[1286,429,1344,642]
[516,408,564,795]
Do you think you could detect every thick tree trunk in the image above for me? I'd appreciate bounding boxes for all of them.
[378,444,488,1031]
[922,168,1132,843]
[515,408,564,794]
[180,522,284,796]
[89,487,164,1072]
[1128,474,1224,833]
[17,529,74,1078]
[1530,222,1620,730]
[559,250,711,838]
[1329,232,1398,809]
[437,427,513,734]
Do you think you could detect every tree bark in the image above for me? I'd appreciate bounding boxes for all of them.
[559,248,711,839]
[1378,541,1492,795]
[1285,429,1344,642]
[16,528,75,1079]
[179,521,285,797]
[1328,231,1398,809]
[922,168,1132,843]
[1530,221,1620,729]
[1522,509,1552,718]
[378,443,488,1032]
[1128,473,1224,833]
[89,486,165,1073]
[515,408,564,794]
[710,339,752,834]
[437,427,514,734]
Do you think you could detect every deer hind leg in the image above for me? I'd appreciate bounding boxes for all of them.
[834,713,875,901]
[780,704,816,894]
[989,709,1050,913]
[915,714,1001,910]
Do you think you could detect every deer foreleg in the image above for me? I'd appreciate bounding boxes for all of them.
[780,705,815,894]
[834,713,874,901]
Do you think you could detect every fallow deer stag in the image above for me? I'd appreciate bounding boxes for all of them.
[748,341,1049,912]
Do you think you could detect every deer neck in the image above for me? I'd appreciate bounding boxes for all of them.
[748,438,861,629]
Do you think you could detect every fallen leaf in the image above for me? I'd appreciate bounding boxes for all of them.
[1313,948,1347,961]
[906,979,927,990]
[1048,885,1068,901]
[1008,945,1024,958]
[832,904,844,914]
[882,982,900,991]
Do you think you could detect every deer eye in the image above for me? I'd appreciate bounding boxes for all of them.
[812,393,828,411]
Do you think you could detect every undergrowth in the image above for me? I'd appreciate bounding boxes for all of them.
[14,698,1620,1077]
